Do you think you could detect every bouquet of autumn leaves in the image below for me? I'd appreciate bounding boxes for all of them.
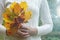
[2,1,32,36]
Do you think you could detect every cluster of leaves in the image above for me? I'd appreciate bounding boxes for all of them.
[2,1,32,35]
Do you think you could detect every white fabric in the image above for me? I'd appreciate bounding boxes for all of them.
[0,0,53,40]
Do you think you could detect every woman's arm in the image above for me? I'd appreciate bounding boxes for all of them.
[37,0,53,36]
[16,0,53,37]
[0,0,6,35]
[0,24,6,35]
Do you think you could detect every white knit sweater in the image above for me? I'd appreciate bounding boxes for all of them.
[0,0,53,40]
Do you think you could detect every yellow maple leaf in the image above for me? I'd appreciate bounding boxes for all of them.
[13,3,22,15]
[24,11,32,22]
[4,22,11,30]
[20,2,28,11]
[3,18,12,23]
[2,13,10,19]
[10,2,17,11]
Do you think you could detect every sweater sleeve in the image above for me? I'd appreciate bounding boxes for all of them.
[0,0,6,35]
[37,0,53,36]
[0,24,6,35]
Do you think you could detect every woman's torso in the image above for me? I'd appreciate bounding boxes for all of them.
[0,0,42,40]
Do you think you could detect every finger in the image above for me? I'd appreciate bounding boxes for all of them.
[23,35,30,38]
[20,32,30,38]
[20,29,28,32]
[17,30,29,36]
[21,26,28,30]
[13,32,21,38]
[17,30,30,38]
[21,24,28,30]
[21,32,29,36]
[15,33,20,38]
[16,30,23,37]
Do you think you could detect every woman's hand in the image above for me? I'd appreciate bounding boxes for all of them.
[16,24,38,38]
[16,28,30,38]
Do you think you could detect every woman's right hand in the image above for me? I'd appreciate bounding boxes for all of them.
[12,27,30,39]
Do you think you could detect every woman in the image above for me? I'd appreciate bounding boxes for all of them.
[0,0,53,40]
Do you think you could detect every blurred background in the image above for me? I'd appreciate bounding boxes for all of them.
[42,0,60,40]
